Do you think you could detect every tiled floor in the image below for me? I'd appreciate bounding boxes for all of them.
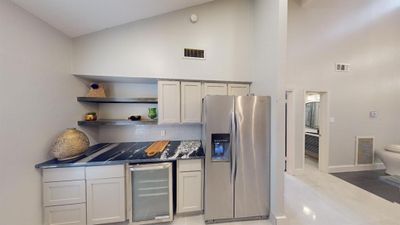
[172,215,272,225]
[332,170,400,203]
[305,155,318,169]
[285,162,400,225]
[173,161,400,225]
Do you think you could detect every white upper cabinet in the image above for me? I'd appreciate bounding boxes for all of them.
[158,81,250,124]
[158,81,181,124]
[202,83,228,98]
[228,84,250,96]
[181,82,202,123]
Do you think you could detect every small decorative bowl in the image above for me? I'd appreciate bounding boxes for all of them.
[128,115,141,121]
[85,112,97,121]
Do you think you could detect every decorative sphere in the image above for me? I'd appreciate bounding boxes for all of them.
[51,128,90,160]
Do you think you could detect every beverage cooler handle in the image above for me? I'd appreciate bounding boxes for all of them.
[130,163,171,171]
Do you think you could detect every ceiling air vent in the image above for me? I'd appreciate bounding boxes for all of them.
[335,63,350,72]
[184,48,205,59]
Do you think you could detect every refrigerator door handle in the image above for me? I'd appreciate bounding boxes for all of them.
[230,111,235,184]
[233,112,239,183]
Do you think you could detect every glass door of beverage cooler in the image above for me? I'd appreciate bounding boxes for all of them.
[128,163,173,224]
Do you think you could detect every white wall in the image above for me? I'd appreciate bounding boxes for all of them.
[72,0,254,143]
[253,0,288,223]
[287,0,400,168]
[73,0,254,82]
[0,1,95,225]
[0,1,286,224]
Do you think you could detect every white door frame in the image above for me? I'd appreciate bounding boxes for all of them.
[303,90,330,172]
[285,90,296,174]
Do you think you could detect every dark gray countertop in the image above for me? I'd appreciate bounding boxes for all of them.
[35,141,204,169]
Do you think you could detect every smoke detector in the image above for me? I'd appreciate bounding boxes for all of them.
[190,14,198,23]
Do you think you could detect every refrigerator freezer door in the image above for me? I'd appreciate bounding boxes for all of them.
[204,96,235,222]
[234,96,270,218]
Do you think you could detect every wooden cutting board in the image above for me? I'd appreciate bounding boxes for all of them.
[145,141,170,157]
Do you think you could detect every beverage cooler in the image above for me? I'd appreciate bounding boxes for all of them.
[127,163,173,224]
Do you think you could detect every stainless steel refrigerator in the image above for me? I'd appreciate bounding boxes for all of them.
[202,95,271,223]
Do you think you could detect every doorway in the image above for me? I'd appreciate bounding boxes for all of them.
[285,90,295,174]
[304,93,320,169]
[303,91,329,172]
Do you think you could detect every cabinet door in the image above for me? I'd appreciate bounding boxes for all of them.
[158,81,181,124]
[228,84,250,96]
[86,178,125,225]
[44,204,86,225]
[177,171,202,213]
[202,83,227,98]
[181,82,202,123]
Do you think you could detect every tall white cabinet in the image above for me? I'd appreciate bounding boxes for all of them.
[158,81,181,124]
[181,82,202,123]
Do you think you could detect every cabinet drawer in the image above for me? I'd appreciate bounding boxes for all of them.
[43,181,86,206]
[178,159,202,172]
[44,203,86,225]
[86,165,124,180]
[43,167,85,182]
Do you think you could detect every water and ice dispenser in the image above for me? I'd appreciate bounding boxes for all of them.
[211,134,231,162]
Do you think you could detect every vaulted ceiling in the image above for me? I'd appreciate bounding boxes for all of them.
[10,0,214,37]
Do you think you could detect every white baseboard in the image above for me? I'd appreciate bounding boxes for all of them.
[271,213,288,225]
[328,163,385,173]
[293,168,305,175]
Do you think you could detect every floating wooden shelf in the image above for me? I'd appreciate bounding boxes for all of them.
[77,97,158,104]
[78,119,158,126]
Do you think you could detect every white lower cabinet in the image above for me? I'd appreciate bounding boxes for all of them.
[44,203,86,225]
[85,165,126,225]
[42,166,126,225]
[43,168,87,225]
[178,171,202,213]
[86,177,126,225]
[177,160,203,214]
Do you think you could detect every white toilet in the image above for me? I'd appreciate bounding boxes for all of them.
[376,144,400,175]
